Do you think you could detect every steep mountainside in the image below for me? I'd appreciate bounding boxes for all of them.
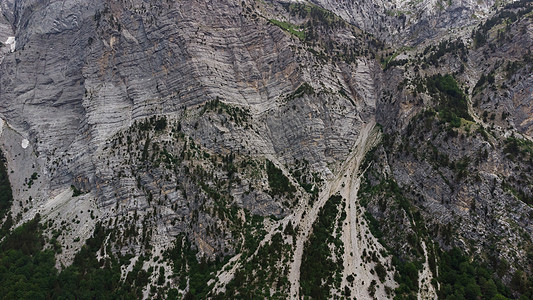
[311,0,499,44]
[0,0,531,299]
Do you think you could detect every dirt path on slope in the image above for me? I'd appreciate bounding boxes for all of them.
[287,121,389,299]
[213,121,392,298]
[417,241,438,300]
[338,124,397,299]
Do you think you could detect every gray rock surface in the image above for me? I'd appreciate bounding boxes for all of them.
[0,0,531,298]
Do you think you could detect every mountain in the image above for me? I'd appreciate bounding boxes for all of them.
[0,0,531,299]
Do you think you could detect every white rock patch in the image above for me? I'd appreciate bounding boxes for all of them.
[5,36,15,52]
[21,139,29,149]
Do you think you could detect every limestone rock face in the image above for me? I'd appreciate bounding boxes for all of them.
[0,0,532,298]
[311,0,499,44]
[0,0,377,262]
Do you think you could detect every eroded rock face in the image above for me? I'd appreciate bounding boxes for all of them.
[369,2,533,288]
[311,0,499,44]
[0,0,378,263]
[0,0,532,298]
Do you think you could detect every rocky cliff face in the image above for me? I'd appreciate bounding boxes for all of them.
[311,0,498,44]
[0,0,531,299]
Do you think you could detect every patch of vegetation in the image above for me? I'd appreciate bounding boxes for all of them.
[437,248,513,300]
[285,82,315,101]
[384,58,408,70]
[137,115,168,132]
[26,172,38,189]
[164,234,229,299]
[54,223,146,299]
[269,19,306,40]
[154,117,167,131]
[423,39,467,67]
[472,0,532,48]
[426,74,471,126]
[220,231,291,299]
[393,258,421,300]
[238,213,266,258]
[360,178,411,220]
[360,177,423,299]
[202,97,250,126]
[266,160,296,199]
[359,146,431,299]
[502,180,533,206]
[278,2,381,63]
[473,71,496,94]
[290,159,321,202]
[300,194,345,299]
[503,136,533,160]
[284,2,345,33]
[0,215,57,299]
[365,211,385,242]
[0,215,157,299]
[71,185,83,197]
[0,150,13,221]
[141,133,151,161]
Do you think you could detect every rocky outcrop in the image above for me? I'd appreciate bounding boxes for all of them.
[0,0,378,266]
[311,0,501,45]
[0,0,531,298]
